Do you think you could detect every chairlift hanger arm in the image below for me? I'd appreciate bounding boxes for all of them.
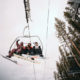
[23,0,31,23]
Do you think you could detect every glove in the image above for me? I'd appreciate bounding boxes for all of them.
[17,39,20,42]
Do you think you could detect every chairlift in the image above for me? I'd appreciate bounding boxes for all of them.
[9,35,43,53]
[9,0,43,56]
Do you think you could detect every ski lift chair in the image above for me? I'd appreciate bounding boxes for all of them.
[9,35,43,56]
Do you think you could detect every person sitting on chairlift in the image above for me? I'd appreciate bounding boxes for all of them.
[21,43,33,55]
[33,42,43,57]
[26,43,33,55]
[7,40,24,58]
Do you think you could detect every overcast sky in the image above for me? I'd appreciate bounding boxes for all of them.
[0,0,67,54]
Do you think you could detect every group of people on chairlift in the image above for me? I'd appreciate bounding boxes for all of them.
[7,39,43,58]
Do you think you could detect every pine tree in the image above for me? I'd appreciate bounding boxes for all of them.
[54,0,80,80]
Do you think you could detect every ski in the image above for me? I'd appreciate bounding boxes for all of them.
[0,54,17,64]
[13,54,40,64]
[26,54,46,59]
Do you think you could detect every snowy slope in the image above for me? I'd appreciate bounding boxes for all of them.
[0,53,57,80]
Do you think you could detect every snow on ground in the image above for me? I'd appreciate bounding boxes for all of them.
[0,52,58,80]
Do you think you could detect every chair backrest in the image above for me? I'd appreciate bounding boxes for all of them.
[9,35,43,52]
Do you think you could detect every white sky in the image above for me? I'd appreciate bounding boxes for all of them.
[0,0,68,80]
[0,0,67,54]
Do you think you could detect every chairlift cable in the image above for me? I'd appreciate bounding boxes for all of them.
[43,0,51,79]
[45,0,50,57]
